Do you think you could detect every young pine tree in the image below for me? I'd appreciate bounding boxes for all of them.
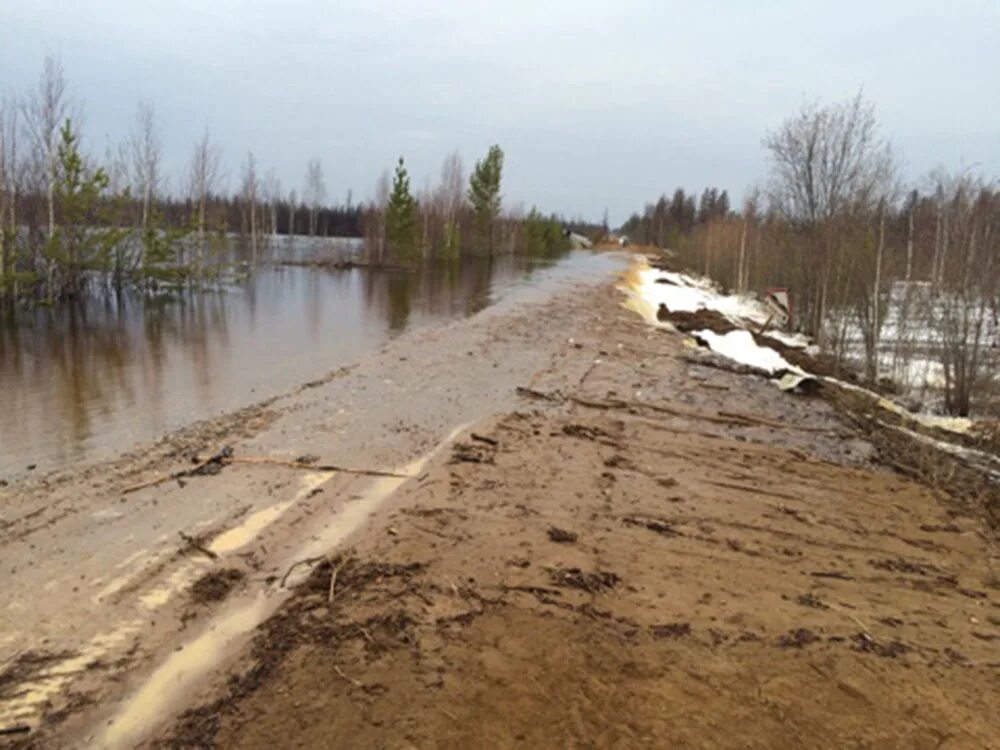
[468,145,503,253]
[45,120,128,300]
[385,157,418,263]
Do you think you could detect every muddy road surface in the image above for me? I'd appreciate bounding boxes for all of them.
[0,256,627,745]
[3,259,999,748]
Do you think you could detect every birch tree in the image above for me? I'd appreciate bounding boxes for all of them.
[124,101,162,274]
[0,100,16,295]
[304,158,326,236]
[22,56,71,246]
[187,129,222,271]
[126,102,161,233]
[240,151,261,264]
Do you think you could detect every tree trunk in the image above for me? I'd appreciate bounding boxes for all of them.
[869,206,886,383]
[905,204,914,281]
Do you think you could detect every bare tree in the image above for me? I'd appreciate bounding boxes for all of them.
[438,151,464,225]
[932,174,999,415]
[0,99,17,293]
[363,168,390,263]
[764,92,895,343]
[436,151,464,256]
[263,168,281,241]
[125,101,161,235]
[240,151,261,264]
[187,129,222,271]
[304,158,326,236]
[287,189,298,238]
[21,56,71,244]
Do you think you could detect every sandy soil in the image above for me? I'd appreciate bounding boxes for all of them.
[4,263,1000,748]
[165,281,995,749]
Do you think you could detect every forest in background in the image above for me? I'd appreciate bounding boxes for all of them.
[0,58,586,307]
[621,94,999,416]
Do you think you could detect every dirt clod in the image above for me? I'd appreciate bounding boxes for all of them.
[650,622,691,639]
[189,568,245,605]
[776,628,821,649]
[547,567,620,593]
[547,527,578,544]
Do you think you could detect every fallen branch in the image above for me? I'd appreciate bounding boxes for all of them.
[0,725,31,737]
[516,386,560,402]
[470,433,499,447]
[179,531,219,561]
[333,664,364,688]
[220,456,413,479]
[123,446,234,494]
[577,359,602,388]
[279,556,325,588]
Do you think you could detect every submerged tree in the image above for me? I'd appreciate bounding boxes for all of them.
[523,207,567,257]
[385,157,418,263]
[304,158,326,236]
[45,119,127,300]
[187,129,222,273]
[468,144,504,252]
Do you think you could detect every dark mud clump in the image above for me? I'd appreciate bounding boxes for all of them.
[547,567,620,593]
[623,515,680,537]
[450,441,496,465]
[794,593,829,610]
[658,307,736,335]
[650,622,691,639]
[775,628,820,649]
[547,527,578,544]
[189,568,245,605]
[854,633,909,658]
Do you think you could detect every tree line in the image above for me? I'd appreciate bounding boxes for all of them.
[0,58,576,307]
[361,145,572,265]
[625,94,999,416]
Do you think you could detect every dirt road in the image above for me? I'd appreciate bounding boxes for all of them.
[3,260,999,748]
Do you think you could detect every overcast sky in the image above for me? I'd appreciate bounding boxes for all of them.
[1,0,997,224]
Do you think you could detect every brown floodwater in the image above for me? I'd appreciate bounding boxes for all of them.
[0,241,622,478]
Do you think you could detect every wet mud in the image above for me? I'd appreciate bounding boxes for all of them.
[142,276,1000,750]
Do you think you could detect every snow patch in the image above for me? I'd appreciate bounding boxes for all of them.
[692,329,803,375]
[633,267,771,326]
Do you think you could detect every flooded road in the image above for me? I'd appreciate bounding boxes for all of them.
[0,242,620,477]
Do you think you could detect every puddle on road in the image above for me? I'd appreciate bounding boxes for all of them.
[100,425,466,749]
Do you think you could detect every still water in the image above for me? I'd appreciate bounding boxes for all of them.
[0,241,621,477]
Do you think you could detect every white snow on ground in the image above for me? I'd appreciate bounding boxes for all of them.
[692,330,802,375]
[633,267,771,325]
[761,330,812,350]
[624,258,989,440]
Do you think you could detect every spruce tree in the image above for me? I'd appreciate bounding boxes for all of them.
[385,156,418,263]
[468,144,503,252]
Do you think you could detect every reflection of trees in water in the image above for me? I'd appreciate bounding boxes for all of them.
[386,274,412,332]
[359,255,533,332]
[0,285,233,465]
[0,248,591,471]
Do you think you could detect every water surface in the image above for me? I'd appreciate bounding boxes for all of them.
[0,240,621,476]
